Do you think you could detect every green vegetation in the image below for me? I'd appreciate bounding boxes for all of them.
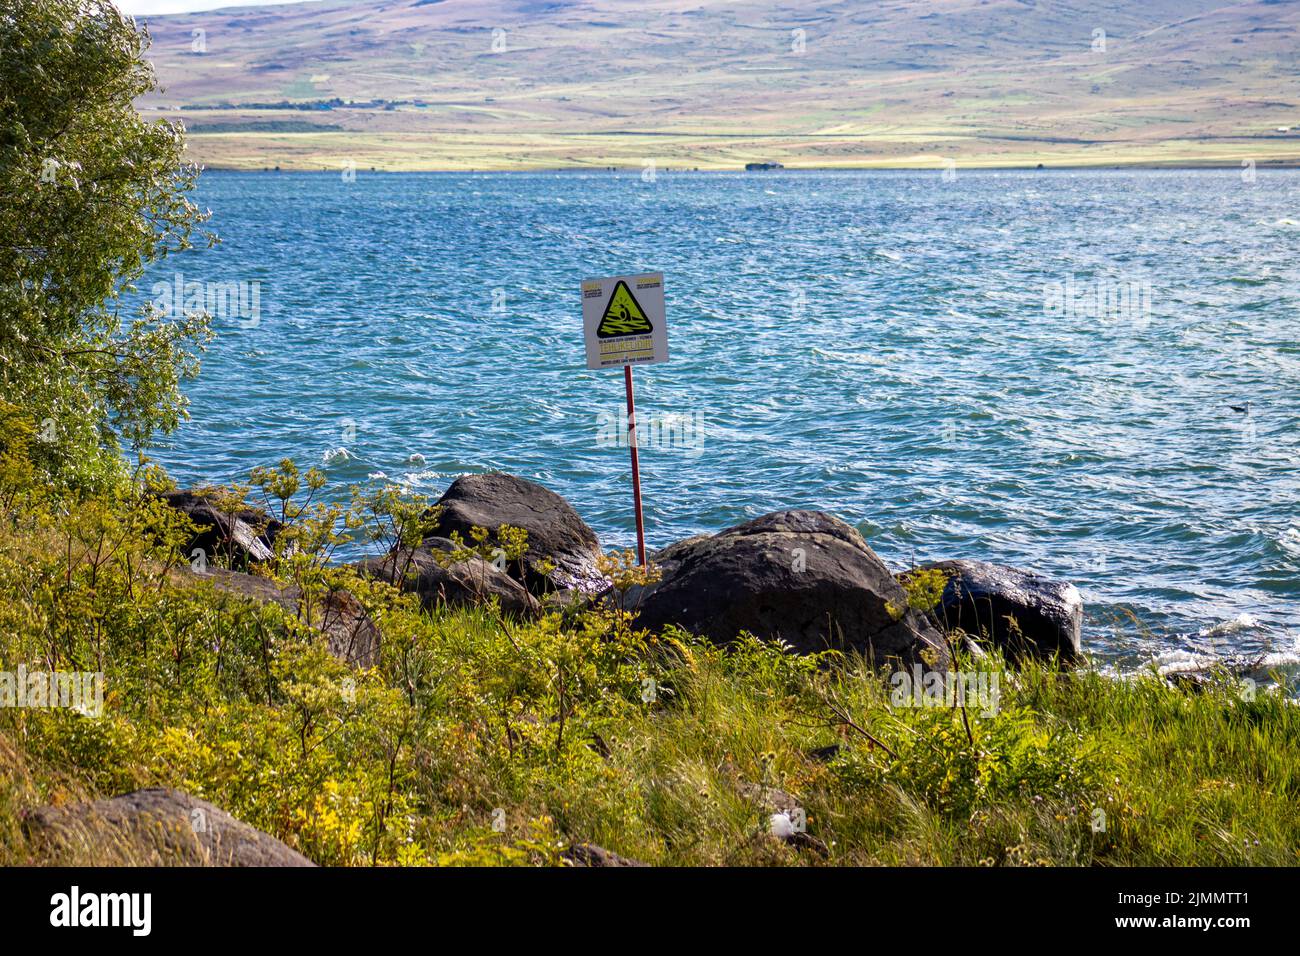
[0,0,1295,869]
[0,419,1296,865]
[0,0,211,491]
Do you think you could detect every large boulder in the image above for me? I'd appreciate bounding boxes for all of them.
[179,567,380,667]
[561,843,647,867]
[22,788,315,866]
[632,510,949,670]
[424,473,604,595]
[159,489,282,568]
[354,539,539,618]
[906,559,1083,664]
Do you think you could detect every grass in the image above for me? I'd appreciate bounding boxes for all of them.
[171,126,1300,173]
[0,445,1296,866]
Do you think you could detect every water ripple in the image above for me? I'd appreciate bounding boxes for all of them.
[140,169,1300,665]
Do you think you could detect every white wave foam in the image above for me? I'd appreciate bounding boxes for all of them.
[1197,613,1261,639]
[1153,629,1300,676]
[1259,649,1300,669]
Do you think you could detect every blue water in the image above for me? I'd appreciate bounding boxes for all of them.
[143,169,1300,670]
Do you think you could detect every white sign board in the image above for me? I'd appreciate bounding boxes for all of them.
[582,272,668,369]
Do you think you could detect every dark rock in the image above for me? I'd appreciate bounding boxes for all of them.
[424,473,604,595]
[632,510,949,669]
[181,567,380,667]
[783,831,830,856]
[1165,670,1213,692]
[807,743,842,763]
[23,788,315,866]
[353,543,539,618]
[159,489,282,568]
[561,843,647,867]
[613,533,708,611]
[906,559,1083,664]
[311,584,382,668]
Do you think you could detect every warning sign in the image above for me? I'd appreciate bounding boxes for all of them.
[597,281,654,337]
[583,272,668,369]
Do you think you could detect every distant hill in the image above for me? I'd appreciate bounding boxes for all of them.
[135,0,1300,170]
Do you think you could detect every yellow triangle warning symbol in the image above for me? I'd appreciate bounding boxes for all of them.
[597,280,653,338]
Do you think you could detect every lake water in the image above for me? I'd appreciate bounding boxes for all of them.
[144,169,1300,672]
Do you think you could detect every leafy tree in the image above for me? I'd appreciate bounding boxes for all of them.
[0,0,212,489]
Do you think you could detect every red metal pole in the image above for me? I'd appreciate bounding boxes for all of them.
[624,363,646,566]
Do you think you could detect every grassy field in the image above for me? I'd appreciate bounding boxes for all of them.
[133,0,1300,171]
[175,126,1300,172]
[1,428,1296,866]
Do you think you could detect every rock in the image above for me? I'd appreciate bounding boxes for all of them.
[353,541,539,618]
[181,567,380,667]
[1165,670,1213,693]
[310,585,381,668]
[761,823,828,857]
[613,533,708,610]
[561,843,647,867]
[907,559,1083,664]
[632,510,949,670]
[22,788,315,866]
[807,743,842,763]
[424,473,604,595]
[159,489,282,568]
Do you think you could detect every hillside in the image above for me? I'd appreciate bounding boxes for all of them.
[137,0,1300,170]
